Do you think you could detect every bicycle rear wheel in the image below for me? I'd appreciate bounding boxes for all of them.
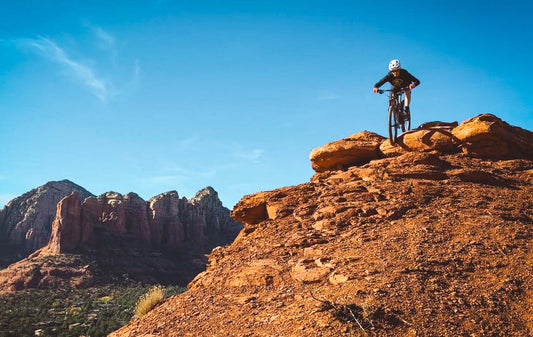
[399,106,411,133]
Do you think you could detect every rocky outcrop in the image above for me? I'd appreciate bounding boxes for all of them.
[310,114,533,173]
[37,192,85,255]
[380,121,459,157]
[191,187,243,249]
[110,115,533,336]
[309,131,385,172]
[452,113,533,159]
[0,180,93,257]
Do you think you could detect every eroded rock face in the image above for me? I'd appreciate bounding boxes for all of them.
[148,191,184,248]
[37,192,84,255]
[191,187,243,250]
[0,180,93,256]
[82,192,127,236]
[0,254,96,291]
[30,188,242,258]
[124,193,151,244]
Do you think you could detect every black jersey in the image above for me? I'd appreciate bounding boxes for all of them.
[374,69,420,90]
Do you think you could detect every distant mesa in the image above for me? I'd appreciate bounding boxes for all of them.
[0,180,242,272]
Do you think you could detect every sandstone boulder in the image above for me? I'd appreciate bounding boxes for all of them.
[309,131,385,172]
[380,122,459,157]
[231,192,270,226]
[452,113,533,159]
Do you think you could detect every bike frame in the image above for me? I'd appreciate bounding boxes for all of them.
[377,87,411,144]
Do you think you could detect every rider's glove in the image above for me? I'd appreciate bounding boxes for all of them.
[409,83,416,89]
[373,87,379,93]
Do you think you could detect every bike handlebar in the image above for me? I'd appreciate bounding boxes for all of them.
[377,87,410,94]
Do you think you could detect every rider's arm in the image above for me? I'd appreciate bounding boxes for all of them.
[374,73,392,89]
[405,70,420,88]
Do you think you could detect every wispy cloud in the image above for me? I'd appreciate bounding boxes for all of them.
[90,25,115,49]
[140,166,216,186]
[16,36,112,102]
[83,21,118,64]
[232,145,264,163]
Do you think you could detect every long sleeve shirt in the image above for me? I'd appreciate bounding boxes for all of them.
[374,69,420,90]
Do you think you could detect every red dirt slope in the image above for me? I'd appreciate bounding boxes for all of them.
[110,117,532,336]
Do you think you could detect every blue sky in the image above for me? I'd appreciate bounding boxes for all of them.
[1,0,531,209]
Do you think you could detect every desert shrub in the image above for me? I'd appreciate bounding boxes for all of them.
[133,285,165,318]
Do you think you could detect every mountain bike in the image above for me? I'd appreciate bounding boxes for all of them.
[377,87,411,144]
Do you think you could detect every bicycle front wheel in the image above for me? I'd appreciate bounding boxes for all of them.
[388,105,397,144]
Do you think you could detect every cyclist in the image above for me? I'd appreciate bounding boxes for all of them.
[372,59,420,118]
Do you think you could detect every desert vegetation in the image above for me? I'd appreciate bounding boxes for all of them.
[0,283,185,337]
[133,285,165,318]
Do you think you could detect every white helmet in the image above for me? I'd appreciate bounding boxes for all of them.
[389,59,401,71]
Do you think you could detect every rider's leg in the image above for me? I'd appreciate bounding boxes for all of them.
[404,89,411,108]
[404,89,411,117]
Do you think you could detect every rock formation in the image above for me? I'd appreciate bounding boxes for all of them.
[310,114,533,172]
[452,114,533,159]
[0,180,93,261]
[110,114,533,337]
[28,188,241,258]
[0,184,243,290]
[191,187,244,248]
[38,192,85,255]
[309,131,385,172]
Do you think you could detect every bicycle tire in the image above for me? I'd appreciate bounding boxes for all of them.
[400,108,407,133]
[400,107,411,133]
[388,104,397,144]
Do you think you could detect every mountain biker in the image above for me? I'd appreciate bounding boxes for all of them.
[372,59,420,117]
